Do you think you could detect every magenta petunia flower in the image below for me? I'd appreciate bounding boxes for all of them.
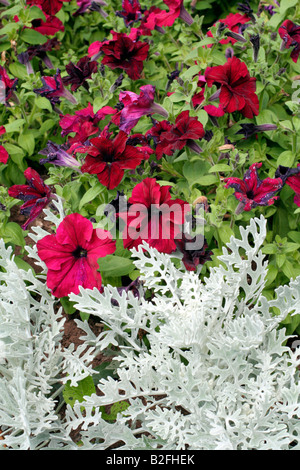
[0,65,18,106]
[99,31,149,80]
[34,69,77,107]
[26,0,71,15]
[224,162,283,213]
[279,20,300,63]
[62,56,98,91]
[36,213,116,298]
[8,168,52,230]
[155,0,194,27]
[115,84,168,134]
[59,103,116,145]
[204,56,259,119]
[0,125,8,164]
[79,131,150,190]
[118,177,189,254]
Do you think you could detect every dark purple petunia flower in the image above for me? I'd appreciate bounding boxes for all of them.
[224,162,283,213]
[8,168,52,230]
[175,233,212,272]
[236,123,277,139]
[33,69,77,108]
[39,141,81,168]
[62,56,98,91]
[73,0,108,17]
[17,38,59,74]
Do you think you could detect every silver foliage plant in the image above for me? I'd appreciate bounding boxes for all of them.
[0,208,300,449]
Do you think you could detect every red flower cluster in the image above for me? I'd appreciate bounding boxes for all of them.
[205,56,259,118]
[118,177,189,254]
[59,103,116,146]
[89,31,149,80]
[146,111,205,159]
[78,130,152,190]
[26,0,71,16]
[37,213,116,298]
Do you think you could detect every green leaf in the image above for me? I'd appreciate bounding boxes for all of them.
[99,255,135,277]
[277,150,295,167]
[60,296,76,315]
[20,28,48,45]
[63,376,96,408]
[183,160,210,187]
[18,133,35,156]
[1,222,25,246]
[79,183,105,210]
[4,119,25,133]
[196,174,219,186]
[35,96,53,113]
[209,164,231,173]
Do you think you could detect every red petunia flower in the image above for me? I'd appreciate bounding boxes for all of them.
[224,162,283,212]
[115,84,169,134]
[79,131,149,190]
[0,65,18,105]
[278,20,300,63]
[30,13,64,36]
[206,12,251,47]
[116,0,143,27]
[204,56,259,118]
[160,110,205,154]
[36,213,116,298]
[99,31,149,80]
[0,125,8,164]
[146,120,173,159]
[276,164,300,207]
[155,0,193,27]
[146,111,204,159]
[33,69,77,107]
[8,168,52,230]
[118,177,189,254]
[59,103,116,145]
[26,0,71,16]
[62,56,98,91]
